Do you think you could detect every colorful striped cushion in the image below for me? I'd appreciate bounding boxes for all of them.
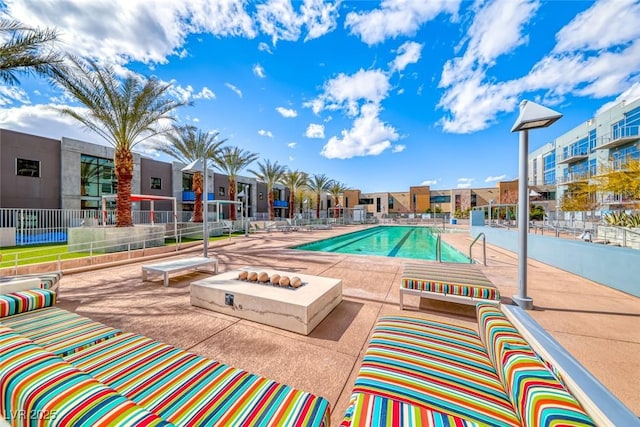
[1,306,121,357]
[477,304,594,427]
[351,316,520,426]
[0,326,170,426]
[0,289,56,318]
[341,392,481,426]
[402,264,501,301]
[65,332,331,426]
[402,277,501,300]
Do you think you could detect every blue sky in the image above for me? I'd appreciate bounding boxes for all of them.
[1,0,640,193]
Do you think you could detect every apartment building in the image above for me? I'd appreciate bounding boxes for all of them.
[0,129,287,219]
[528,98,640,215]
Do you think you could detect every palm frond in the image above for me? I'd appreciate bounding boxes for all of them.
[0,18,65,85]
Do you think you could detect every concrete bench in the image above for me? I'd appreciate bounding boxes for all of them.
[142,257,218,287]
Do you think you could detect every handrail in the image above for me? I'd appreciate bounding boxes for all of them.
[435,233,442,263]
[469,232,486,266]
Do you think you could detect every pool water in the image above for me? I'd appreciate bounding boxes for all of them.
[293,226,470,263]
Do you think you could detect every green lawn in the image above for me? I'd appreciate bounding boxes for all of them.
[0,234,242,268]
[0,244,86,268]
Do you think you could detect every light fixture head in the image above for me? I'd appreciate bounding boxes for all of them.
[511,100,562,132]
[181,159,205,173]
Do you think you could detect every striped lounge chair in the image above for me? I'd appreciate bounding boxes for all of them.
[0,289,331,426]
[400,262,500,308]
[341,304,598,426]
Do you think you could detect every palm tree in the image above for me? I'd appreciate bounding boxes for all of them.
[50,57,186,226]
[213,146,258,220]
[307,174,333,219]
[328,181,348,218]
[249,160,287,220]
[0,19,65,85]
[280,170,308,219]
[156,125,226,222]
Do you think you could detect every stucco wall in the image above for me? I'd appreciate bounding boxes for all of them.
[469,212,640,297]
[0,129,61,208]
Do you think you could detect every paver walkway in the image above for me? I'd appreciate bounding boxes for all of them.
[52,225,640,424]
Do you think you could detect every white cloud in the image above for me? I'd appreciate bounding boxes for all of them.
[287,142,297,148]
[457,178,474,189]
[167,82,217,103]
[253,63,266,78]
[276,106,298,118]
[596,82,640,116]
[390,41,423,73]
[0,104,92,141]
[193,86,215,100]
[420,179,438,186]
[168,84,195,103]
[258,129,273,138]
[305,123,325,138]
[345,0,460,45]
[3,0,257,67]
[305,69,390,116]
[0,85,31,106]
[437,0,541,133]
[288,155,295,161]
[258,42,273,53]
[255,0,339,45]
[438,0,640,134]
[554,0,640,53]
[485,174,507,183]
[225,83,243,98]
[321,103,399,159]
[392,144,406,153]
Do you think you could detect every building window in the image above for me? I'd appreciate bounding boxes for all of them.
[388,197,394,209]
[219,186,226,196]
[80,154,116,197]
[150,177,162,190]
[16,158,40,177]
[430,195,451,203]
[182,173,193,191]
[376,197,381,213]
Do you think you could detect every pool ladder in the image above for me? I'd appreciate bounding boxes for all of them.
[435,233,442,262]
[469,232,487,266]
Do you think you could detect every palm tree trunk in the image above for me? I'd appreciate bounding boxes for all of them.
[115,148,134,227]
[229,177,237,221]
[192,172,203,223]
[268,191,275,220]
[316,195,321,219]
[334,197,339,218]
[289,193,295,219]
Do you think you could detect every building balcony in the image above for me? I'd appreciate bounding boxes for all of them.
[596,126,640,150]
[557,150,589,164]
[273,200,289,208]
[182,191,214,202]
[557,172,590,185]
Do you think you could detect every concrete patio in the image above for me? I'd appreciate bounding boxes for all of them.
[53,225,640,424]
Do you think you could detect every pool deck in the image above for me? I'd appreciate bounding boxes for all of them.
[53,224,640,423]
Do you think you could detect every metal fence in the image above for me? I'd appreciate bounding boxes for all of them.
[0,208,209,246]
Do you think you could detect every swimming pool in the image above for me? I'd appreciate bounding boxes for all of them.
[293,226,470,263]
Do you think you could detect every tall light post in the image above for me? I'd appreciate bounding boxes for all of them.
[488,199,494,226]
[182,156,211,258]
[511,100,562,309]
[237,185,249,237]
